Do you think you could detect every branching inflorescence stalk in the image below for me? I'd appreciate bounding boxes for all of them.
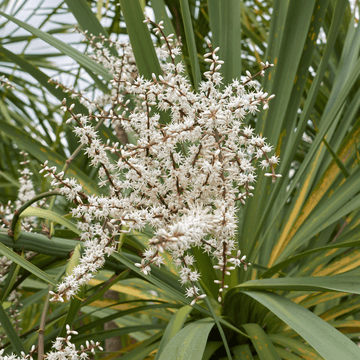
[36,18,280,305]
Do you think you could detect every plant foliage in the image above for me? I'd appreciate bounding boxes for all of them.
[1,0,360,359]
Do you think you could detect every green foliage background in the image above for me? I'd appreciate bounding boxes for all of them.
[1,0,360,359]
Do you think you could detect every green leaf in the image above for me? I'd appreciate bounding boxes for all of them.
[207,0,220,52]
[200,287,235,358]
[240,0,316,259]
[321,137,350,178]
[59,244,84,337]
[158,318,215,360]
[0,228,80,258]
[65,243,82,277]
[64,0,109,37]
[0,122,101,196]
[191,246,218,298]
[0,302,26,355]
[20,208,80,235]
[13,218,22,242]
[243,0,348,270]
[278,167,360,261]
[119,0,162,80]
[111,252,245,341]
[261,238,360,278]
[230,275,360,294]
[155,305,193,359]
[151,0,177,40]
[242,291,360,359]
[63,0,118,59]
[82,270,130,307]
[0,242,57,286]
[0,170,19,187]
[117,333,163,360]
[111,252,187,302]
[242,323,281,360]
[232,344,255,360]
[119,0,170,126]
[0,45,87,114]
[208,0,241,85]
[0,11,111,81]
[273,347,304,360]
[202,342,223,360]
[73,324,166,343]
[179,0,201,89]
[0,259,21,303]
[76,302,180,334]
[269,334,322,360]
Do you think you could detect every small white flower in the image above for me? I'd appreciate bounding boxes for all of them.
[38,20,278,304]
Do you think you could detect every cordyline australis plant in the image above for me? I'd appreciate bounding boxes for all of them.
[40,19,279,306]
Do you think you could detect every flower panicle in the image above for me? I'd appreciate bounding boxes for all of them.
[41,20,279,305]
[0,325,102,360]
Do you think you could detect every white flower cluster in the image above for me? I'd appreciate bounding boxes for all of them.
[0,152,42,232]
[0,202,12,230]
[44,19,279,304]
[0,325,102,360]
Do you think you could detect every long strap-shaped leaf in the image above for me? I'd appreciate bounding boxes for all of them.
[241,291,360,359]
[0,121,101,196]
[59,244,83,337]
[208,0,241,86]
[0,242,57,286]
[20,208,80,235]
[119,0,170,125]
[64,0,120,60]
[112,251,246,339]
[0,229,81,257]
[179,0,201,89]
[111,336,162,360]
[265,3,357,266]
[77,302,180,334]
[0,11,111,81]
[230,275,360,294]
[119,0,162,80]
[151,0,177,40]
[253,55,360,267]
[64,0,108,39]
[72,324,166,344]
[240,0,346,273]
[277,168,360,261]
[232,344,255,360]
[0,45,88,113]
[155,305,193,359]
[0,302,26,355]
[261,238,360,278]
[0,260,20,302]
[240,0,317,262]
[242,323,281,360]
[275,0,329,167]
[269,334,322,359]
[158,318,215,360]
